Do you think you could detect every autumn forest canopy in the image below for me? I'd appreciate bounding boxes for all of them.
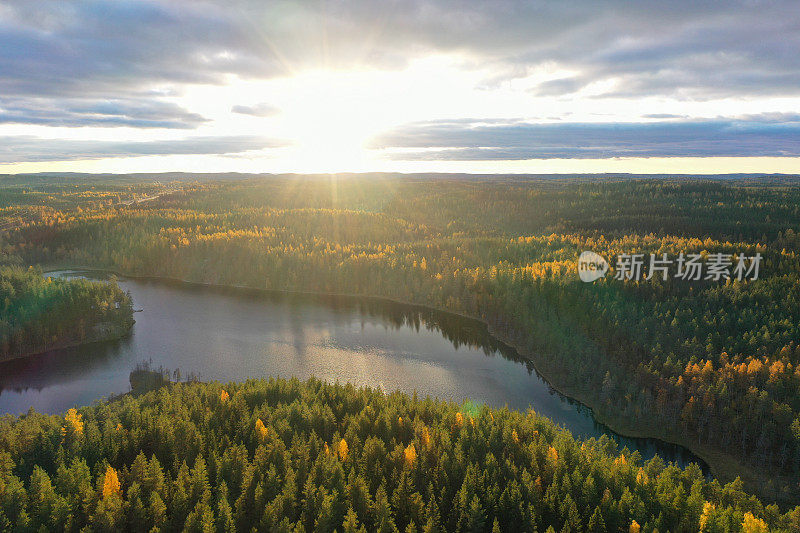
[1,376,795,532]
[2,173,800,531]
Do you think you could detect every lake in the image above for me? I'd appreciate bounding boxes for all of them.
[0,271,707,471]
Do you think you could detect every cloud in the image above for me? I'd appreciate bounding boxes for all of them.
[0,1,272,99]
[0,135,289,163]
[231,103,280,117]
[1,0,799,105]
[0,98,208,128]
[642,114,686,119]
[370,117,800,159]
[733,112,800,123]
[533,77,586,97]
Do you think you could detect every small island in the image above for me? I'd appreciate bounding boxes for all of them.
[0,266,134,362]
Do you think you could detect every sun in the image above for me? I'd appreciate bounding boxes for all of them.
[225,60,483,173]
[261,69,396,173]
[280,93,372,172]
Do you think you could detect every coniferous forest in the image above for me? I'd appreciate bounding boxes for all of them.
[0,266,133,361]
[1,377,798,532]
[2,174,800,531]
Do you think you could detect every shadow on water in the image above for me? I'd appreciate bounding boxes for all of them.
[0,270,708,475]
[0,337,132,395]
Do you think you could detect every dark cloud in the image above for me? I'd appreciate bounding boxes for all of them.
[533,78,586,97]
[370,117,800,159]
[0,135,288,163]
[231,103,280,117]
[0,98,208,128]
[1,0,799,105]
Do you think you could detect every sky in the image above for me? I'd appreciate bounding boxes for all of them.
[2,0,800,175]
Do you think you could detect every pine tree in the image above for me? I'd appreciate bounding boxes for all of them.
[28,467,68,530]
[346,473,372,525]
[92,490,125,532]
[588,506,607,532]
[492,517,501,533]
[463,496,487,533]
[314,491,339,533]
[184,501,216,533]
[148,491,167,530]
[422,498,443,533]
[215,481,236,533]
[342,507,368,533]
[561,495,581,533]
[373,485,399,533]
[127,482,149,533]
[392,471,423,530]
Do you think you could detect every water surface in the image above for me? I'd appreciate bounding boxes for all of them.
[0,271,707,471]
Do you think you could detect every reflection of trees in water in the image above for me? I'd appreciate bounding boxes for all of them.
[315,293,536,372]
[0,337,129,394]
[197,284,539,372]
[129,360,200,395]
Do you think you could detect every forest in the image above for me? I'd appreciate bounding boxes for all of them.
[1,376,798,532]
[0,266,133,361]
[2,173,800,522]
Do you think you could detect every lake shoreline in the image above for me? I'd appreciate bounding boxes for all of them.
[41,263,780,502]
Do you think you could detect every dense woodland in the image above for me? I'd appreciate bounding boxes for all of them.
[2,174,800,514]
[0,266,133,360]
[1,377,798,532]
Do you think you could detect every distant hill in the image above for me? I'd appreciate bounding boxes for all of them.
[3,171,800,186]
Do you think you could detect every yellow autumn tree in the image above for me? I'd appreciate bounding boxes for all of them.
[547,446,559,465]
[220,389,229,403]
[629,520,641,533]
[255,418,269,442]
[741,512,768,533]
[699,502,715,531]
[421,426,431,447]
[102,466,121,498]
[64,408,84,435]
[338,439,349,461]
[404,444,417,468]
